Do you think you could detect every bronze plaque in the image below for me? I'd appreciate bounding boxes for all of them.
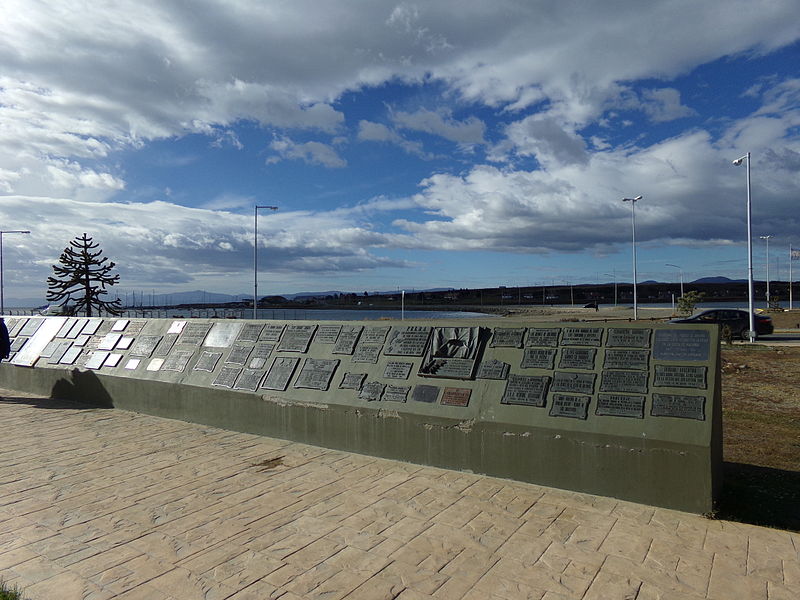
[411,385,440,403]
[352,343,382,363]
[441,387,471,407]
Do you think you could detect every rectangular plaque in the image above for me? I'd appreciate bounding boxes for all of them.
[419,357,475,379]
[419,327,480,379]
[66,319,87,339]
[161,350,194,372]
[111,319,129,332]
[226,344,252,365]
[491,327,526,348]
[73,334,91,347]
[549,394,590,419]
[359,381,384,402]
[383,361,413,379]
[212,366,241,388]
[180,322,212,345]
[361,326,390,344]
[18,319,43,337]
[146,358,164,371]
[125,321,146,335]
[85,351,109,370]
[8,318,27,337]
[247,343,275,369]
[352,343,382,364]
[234,369,265,392]
[59,346,82,365]
[10,337,27,352]
[168,321,187,334]
[260,324,285,342]
[561,327,603,346]
[47,341,73,364]
[204,322,242,348]
[441,387,471,407]
[382,385,410,403]
[130,335,162,357]
[40,340,61,358]
[600,370,649,394]
[551,371,596,394]
[603,349,649,371]
[332,326,362,355]
[236,323,264,343]
[261,357,299,391]
[653,365,707,389]
[385,326,431,356]
[477,359,509,380]
[277,324,317,352]
[97,332,122,350]
[81,319,102,335]
[596,394,645,419]
[294,358,339,391]
[606,328,652,348]
[104,353,123,368]
[117,336,133,350]
[526,328,560,348]
[501,374,550,407]
[193,351,222,372]
[339,372,367,390]
[412,385,440,403]
[651,394,706,420]
[124,358,141,370]
[153,333,179,357]
[558,348,596,370]
[653,329,710,361]
[56,319,76,338]
[315,325,342,344]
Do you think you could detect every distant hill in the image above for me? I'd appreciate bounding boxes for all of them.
[690,276,747,284]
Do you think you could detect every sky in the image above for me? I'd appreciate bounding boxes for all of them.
[1,0,799,305]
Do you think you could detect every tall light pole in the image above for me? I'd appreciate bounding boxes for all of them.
[666,263,684,298]
[0,230,31,315]
[733,153,755,343]
[254,205,278,320]
[603,270,617,306]
[759,235,772,304]
[622,195,642,320]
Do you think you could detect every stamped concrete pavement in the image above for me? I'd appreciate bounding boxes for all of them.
[1,389,798,600]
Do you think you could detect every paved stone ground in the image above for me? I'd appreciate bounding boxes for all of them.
[1,390,798,600]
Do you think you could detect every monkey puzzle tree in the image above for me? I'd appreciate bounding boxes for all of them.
[46,233,122,316]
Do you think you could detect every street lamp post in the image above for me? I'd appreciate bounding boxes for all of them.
[666,263,684,298]
[733,153,755,343]
[0,230,31,315]
[760,235,772,304]
[253,205,278,320]
[622,196,642,320]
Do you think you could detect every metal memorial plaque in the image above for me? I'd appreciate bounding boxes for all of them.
[234,369,265,392]
[600,370,649,394]
[117,336,134,350]
[260,324,285,342]
[180,322,212,345]
[97,332,122,350]
[385,326,432,356]
[294,358,340,391]
[146,358,164,371]
[81,319,102,335]
[18,319,43,337]
[85,351,109,370]
[124,358,140,370]
[59,346,82,365]
[491,327,526,348]
[56,318,76,338]
[153,333,179,357]
[111,319,129,332]
[277,324,317,353]
[419,327,480,379]
[261,357,300,391]
[477,359,510,380]
[73,334,91,347]
[606,328,652,348]
[651,394,706,421]
[526,328,560,348]
[441,387,471,407]
[653,365,707,389]
[412,385,440,403]
[359,381,384,402]
[47,341,73,364]
[332,326,362,355]
[10,337,27,352]
[161,350,194,372]
[130,335,162,356]
[168,321,187,335]
[501,374,550,407]
[339,372,366,390]
[247,343,275,369]
[352,343,382,364]
[419,357,475,379]
[125,321,146,335]
[383,361,413,379]
[552,371,596,394]
[561,327,604,347]
[193,351,222,372]
[558,348,596,370]
[95,321,114,336]
[212,366,241,388]
[226,344,253,366]
[236,323,264,343]
[361,326,390,344]
[549,394,590,420]
[9,318,27,337]
[315,325,342,344]
[40,340,61,358]
[653,329,710,361]
[603,349,649,371]
[204,322,242,348]
[104,353,123,368]
[382,385,410,403]
[596,394,645,419]
[66,319,87,338]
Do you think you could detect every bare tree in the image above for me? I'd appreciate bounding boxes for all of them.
[46,233,122,316]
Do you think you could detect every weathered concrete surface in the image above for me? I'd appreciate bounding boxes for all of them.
[1,389,797,600]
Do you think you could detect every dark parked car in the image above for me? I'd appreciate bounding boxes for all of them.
[669,309,773,339]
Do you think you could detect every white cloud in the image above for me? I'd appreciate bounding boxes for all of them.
[357,120,431,158]
[391,108,486,146]
[267,136,346,168]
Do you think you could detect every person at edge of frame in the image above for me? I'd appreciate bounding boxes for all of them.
[0,318,10,361]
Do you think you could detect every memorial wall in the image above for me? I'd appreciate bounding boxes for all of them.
[0,315,721,513]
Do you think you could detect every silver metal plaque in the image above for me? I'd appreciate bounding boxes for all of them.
[476,359,509,380]
[168,321,186,334]
[382,385,410,403]
[193,351,222,372]
[97,332,122,350]
[276,324,317,353]
[56,318,77,338]
[81,319,102,335]
[18,318,44,337]
[226,345,252,366]
[40,340,62,358]
[600,370,649,394]
[125,321,146,334]
[549,394,590,419]
[180,322,212,345]
[603,349,649,371]
[361,326,390,344]
[359,381,384,402]
[653,365,707,389]
[339,372,367,390]
[521,347,556,369]
[385,326,431,356]
[11,318,64,367]
[66,319,87,339]
[85,351,109,370]
[294,358,340,391]
[59,346,83,365]
[501,375,550,407]
[8,318,27,337]
[526,328,560,348]
[260,324,285,342]
[315,325,342,344]
[111,319,129,332]
[261,357,300,391]
[47,341,73,364]
[117,336,134,350]
[491,327,526,348]
[234,369,265,392]
[606,328,652,348]
[104,353,123,368]
[383,361,413,379]
[10,337,27,352]
[247,343,275,369]
[204,322,243,348]
[332,326,362,355]
[551,371,596,394]
[652,329,710,361]
[153,333,178,357]
[558,348,596,370]
[212,366,241,388]
[73,334,91,347]
[561,327,604,347]
[411,385,440,403]
[161,350,194,372]
[236,323,264,343]
[596,394,645,419]
[146,358,164,371]
[352,343,382,363]
[124,358,141,370]
[130,335,162,357]
[651,394,706,420]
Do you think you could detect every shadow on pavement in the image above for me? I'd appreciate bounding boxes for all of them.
[0,395,106,410]
[717,461,800,532]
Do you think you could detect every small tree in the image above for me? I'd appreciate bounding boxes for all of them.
[676,290,705,316]
[46,233,122,316]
